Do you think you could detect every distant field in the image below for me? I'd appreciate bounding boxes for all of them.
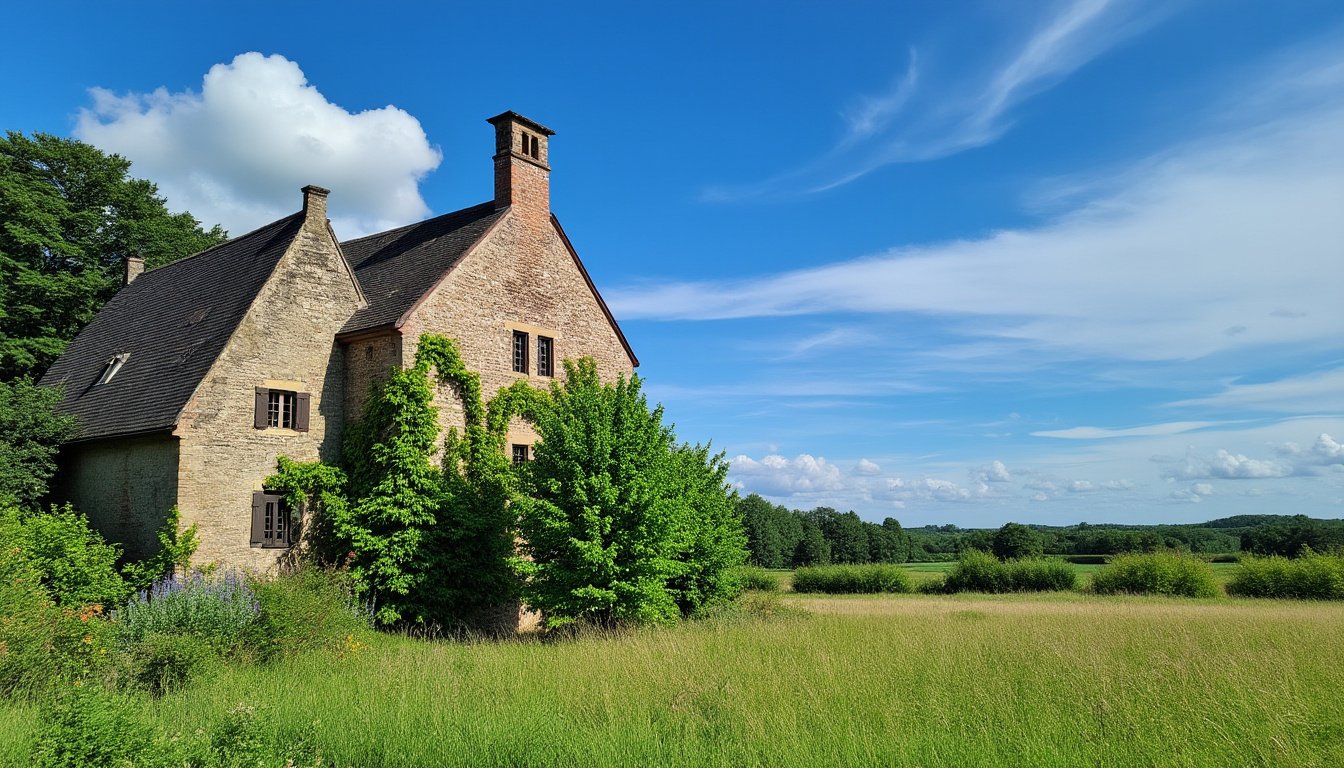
[4,591,1340,766]
[780,560,1244,589]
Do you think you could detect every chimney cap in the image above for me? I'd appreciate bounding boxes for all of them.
[301,184,331,197]
[486,111,555,136]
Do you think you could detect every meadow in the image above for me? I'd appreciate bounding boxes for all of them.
[4,589,1342,767]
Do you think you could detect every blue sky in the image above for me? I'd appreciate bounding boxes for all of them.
[4,1,1341,526]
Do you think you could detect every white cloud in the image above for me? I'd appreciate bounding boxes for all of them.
[1033,421,1222,439]
[729,453,846,496]
[976,460,1012,483]
[1169,369,1344,414]
[854,458,882,476]
[1068,480,1097,493]
[705,0,1161,198]
[74,52,441,237]
[1171,482,1214,502]
[615,44,1344,363]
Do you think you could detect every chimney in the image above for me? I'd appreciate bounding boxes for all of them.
[301,184,330,226]
[123,255,144,286]
[487,111,554,225]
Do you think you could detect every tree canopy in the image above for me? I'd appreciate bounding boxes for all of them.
[0,132,226,381]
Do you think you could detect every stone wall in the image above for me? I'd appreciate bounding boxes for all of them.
[341,332,401,425]
[399,210,635,447]
[52,434,179,561]
[175,208,363,572]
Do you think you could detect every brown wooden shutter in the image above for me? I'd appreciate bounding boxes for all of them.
[295,392,311,432]
[254,387,269,429]
[250,492,266,546]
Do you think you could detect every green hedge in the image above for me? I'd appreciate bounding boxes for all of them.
[1090,552,1218,598]
[941,551,1077,594]
[792,564,913,594]
[1226,552,1344,600]
[738,567,780,592]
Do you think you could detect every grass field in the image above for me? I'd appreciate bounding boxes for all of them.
[4,590,1341,767]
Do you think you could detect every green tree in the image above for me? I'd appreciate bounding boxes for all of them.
[739,493,803,569]
[992,522,1043,561]
[870,517,911,563]
[0,378,77,507]
[810,508,870,564]
[514,359,744,627]
[0,132,226,380]
[794,519,831,566]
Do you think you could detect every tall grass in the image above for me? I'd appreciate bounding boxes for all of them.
[792,564,914,594]
[1227,551,1344,599]
[1090,552,1219,597]
[4,595,1336,767]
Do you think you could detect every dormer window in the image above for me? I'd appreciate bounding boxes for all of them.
[97,353,130,385]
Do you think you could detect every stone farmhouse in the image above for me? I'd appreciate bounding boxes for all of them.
[40,111,637,571]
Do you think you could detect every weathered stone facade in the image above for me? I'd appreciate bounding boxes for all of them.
[48,112,637,579]
[51,435,179,561]
[174,188,363,570]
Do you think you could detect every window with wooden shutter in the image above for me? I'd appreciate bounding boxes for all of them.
[295,392,310,432]
[254,388,270,429]
[250,490,293,548]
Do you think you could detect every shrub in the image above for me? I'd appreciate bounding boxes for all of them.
[115,570,259,651]
[121,508,199,594]
[1064,554,1109,565]
[1090,552,1219,598]
[3,505,128,608]
[791,564,913,594]
[125,632,218,696]
[0,520,117,700]
[1227,552,1344,600]
[245,568,370,660]
[943,550,1078,593]
[739,567,780,592]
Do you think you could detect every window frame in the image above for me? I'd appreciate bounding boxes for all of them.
[511,444,531,466]
[537,336,554,377]
[250,490,299,549]
[254,386,310,432]
[512,330,529,374]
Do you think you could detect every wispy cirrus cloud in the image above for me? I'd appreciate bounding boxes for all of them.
[1033,421,1225,440]
[704,0,1164,200]
[617,41,1344,363]
[1167,368,1344,414]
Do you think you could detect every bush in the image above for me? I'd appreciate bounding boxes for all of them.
[739,567,780,592]
[125,632,217,696]
[1226,552,1344,600]
[2,505,128,608]
[1090,552,1219,598]
[0,522,117,700]
[245,568,370,660]
[943,550,1078,593]
[1064,554,1109,565]
[115,571,259,651]
[31,686,150,768]
[791,564,913,594]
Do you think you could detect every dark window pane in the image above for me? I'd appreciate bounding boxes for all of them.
[512,330,528,373]
[512,444,529,465]
[538,336,553,377]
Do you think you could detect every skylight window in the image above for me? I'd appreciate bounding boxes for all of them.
[97,353,130,385]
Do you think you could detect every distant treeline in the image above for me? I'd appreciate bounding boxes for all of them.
[737,495,1344,566]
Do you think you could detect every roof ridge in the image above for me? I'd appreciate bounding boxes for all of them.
[136,211,304,279]
[340,201,496,245]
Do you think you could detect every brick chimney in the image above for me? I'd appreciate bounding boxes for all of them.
[123,255,144,286]
[301,184,330,226]
[487,111,554,227]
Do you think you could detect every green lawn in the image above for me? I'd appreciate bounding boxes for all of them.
[5,590,1341,767]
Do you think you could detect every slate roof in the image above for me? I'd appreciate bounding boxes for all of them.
[39,213,305,442]
[339,202,504,335]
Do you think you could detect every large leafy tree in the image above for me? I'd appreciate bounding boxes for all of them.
[0,378,76,507]
[0,132,226,381]
[514,358,745,627]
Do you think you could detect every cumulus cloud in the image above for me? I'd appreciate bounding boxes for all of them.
[729,454,846,496]
[854,458,882,476]
[75,52,441,237]
[1171,482,1214,502]
[976,460,1013,483]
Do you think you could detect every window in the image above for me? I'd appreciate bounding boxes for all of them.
[512,330,529,373]
[250,491,298,548]
[512,444,530,465]
[537,336,554,377]
[97,352,130,385]
[520,132,539,159]
[254,387,310,431]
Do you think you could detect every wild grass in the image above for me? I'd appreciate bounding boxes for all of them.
[3,592,1340,766]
